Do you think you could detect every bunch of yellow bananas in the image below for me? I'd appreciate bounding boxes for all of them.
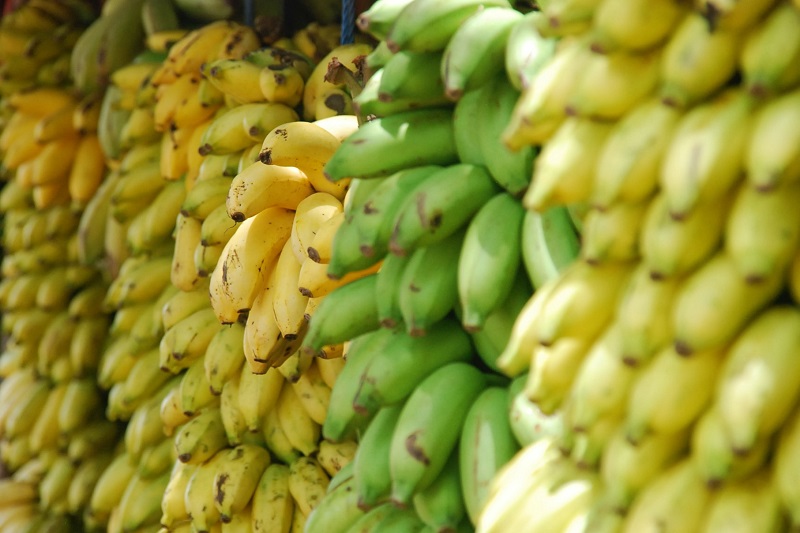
[466,0,800,531]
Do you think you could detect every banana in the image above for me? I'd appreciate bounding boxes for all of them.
[269,233,311,336]
[66,418,123,463]
[67,452,115,514]
[258,64,306,108]
[394,230,463,336]
[475,76,537,197]
[180,175,231,221]
[115,348,173,417]
[580,199,649,265]
[440,6,522,100]
[322,329,395,443]
[200,203,241,248]
[219,371,248,446]
[38,454,76,514]
[671,250,784,356]
[179,358,217,418]
[226,162,314,222]
[373,49,446,106]
[127,178,187,255]
[323,108,458,182]
[312,114,360,143]
[252,463,294,533]
[174,406,228,465]
[390,362,487,505]
[209,206,295,324]
[276,381,321,456]
[640,190,733,280]
[589,0,686,53]
[725,181,800,282]
[301,273,381,354]
[346,166,438,261]
[660,88,756,219]
[68,134,107,208]
[715,306,800,454]
[373,252,411,330]
[595,102,682,209]
[201,58,267,104]
[740,2,800,98]
[242,285,294,371]
[773,405,800,528]
[27,382,68,453]
[262,404,302,465]
[520,206,580,291]
[691,405,772,487]
[301,42,372,121]
[304,470,364,533]
[352,318,474,418]
[524,335,593,415]
[356,0,415,40]
[159,306,220,373]
[746,87,800,191]
[213,444,272,523]
[184,448,228,533]
[290,192,343,263]
[171,213,205,292]
[696,0,781,31]
[258,121,346,200]
[316,438,357,478]
[385,0,512,53]
[501,34,593,150]
[700,469,785,533]
[163,20,235,76]
[205,322,247,395]
[659,12,744,109]
[459,387,519,525]
[57,376,102,435]
[561,323,636,433]
[457,193,524,332]
[127,390,174,460]
[507,374,564,447]
[198,102,299,156]
[161,459,196,529]
[613,262,681,366]
[523,116,614,211]
[412,450,465,531]
[237,365,284,433]
[388,164,500,257]
[281,461,326,523]
[33,100,79,143]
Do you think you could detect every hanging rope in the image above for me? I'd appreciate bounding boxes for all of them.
[242,0,254,27]
[340,0,355,44]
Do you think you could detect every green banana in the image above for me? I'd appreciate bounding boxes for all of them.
[388,163,500,257]
[375,251,412,330]
[322,329,395,443]
[326,215,384,280]
[397,230,465,336]
[385,0,512,53]
[353,402,405,511]
[304,471,365,533]
[301,273,381,354]
[458,192,525,332]
[390,362,487,505]
[323,108,458,182]
[356,0,416,40]
[459,386,520,525]
[378,49,447,103]
[465,270,533,373]
[348,165,442,259]
[452,86,486,167]
[441,6,522,100]
[519,206,581,290]
[413,449,465,531]
[351,317,474,419]
[504,10,558,92]
[354,68,450,118]
[476,76,536,197]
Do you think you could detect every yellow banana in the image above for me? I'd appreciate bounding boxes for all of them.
[201,58,267,104]
[170,213,205,292]
[68,133,107,207]
[251,462,294,533]
[289,360,333,427]
[209,206,294,324]
[287,456,330,516]
[746,87,800,191]
[213,444,272,522]
[204,322,247,396]
[258,121,346,200]
[226,162,314,222]
[184,448,228,532]
[159,306,220,374]
[269,240,310,340]
[161,459,197,529]
[276,383,321,457]
[237,364,284,433]
[306,211,345,264]
[259,64,306,107]
[174,406,228,465]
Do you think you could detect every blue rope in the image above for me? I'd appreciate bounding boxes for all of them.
[242,0,254,26]
[341,0,355,44]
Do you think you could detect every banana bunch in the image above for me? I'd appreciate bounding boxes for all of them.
[0,0,94,96]
[449,0,800,530]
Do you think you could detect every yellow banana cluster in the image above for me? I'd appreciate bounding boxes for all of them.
[473,0,800,531]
